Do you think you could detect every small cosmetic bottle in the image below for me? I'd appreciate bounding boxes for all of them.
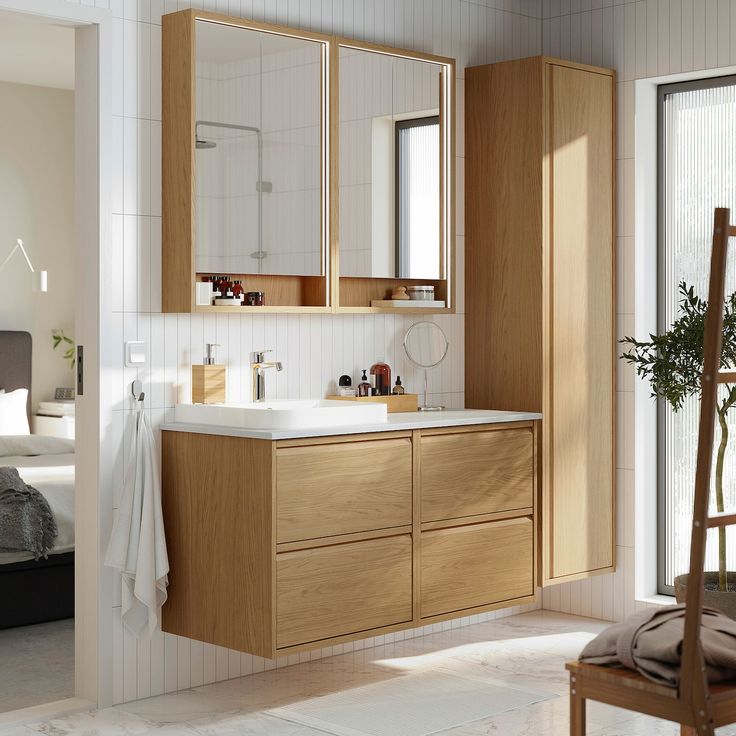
[392,376,405,395]
[358,369,372,397]
[338,375,356,397]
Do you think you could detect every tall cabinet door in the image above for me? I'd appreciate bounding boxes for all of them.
[542,62,615,584]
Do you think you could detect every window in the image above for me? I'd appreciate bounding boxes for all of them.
[395,116,440,279]
[658,76,736,594]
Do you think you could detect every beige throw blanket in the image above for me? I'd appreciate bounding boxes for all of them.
[579,604,736,687]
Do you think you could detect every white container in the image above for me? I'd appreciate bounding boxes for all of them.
[195,281,213,306]
[407,285,435,301]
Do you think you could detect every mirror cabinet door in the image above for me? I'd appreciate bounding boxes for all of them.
[338,46,447,282]
[195,20,325,279]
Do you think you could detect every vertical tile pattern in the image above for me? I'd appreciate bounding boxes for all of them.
[70,0,543,706]
[540,0,734,622]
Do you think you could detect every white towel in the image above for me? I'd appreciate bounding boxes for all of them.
[105,408,169,637]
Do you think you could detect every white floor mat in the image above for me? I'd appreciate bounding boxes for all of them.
[268,669,555,736]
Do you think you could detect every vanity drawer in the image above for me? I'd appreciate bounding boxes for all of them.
[420,517,533,617]
[276,534,413,648]
[420,428,534,523]
[276,438,412,543]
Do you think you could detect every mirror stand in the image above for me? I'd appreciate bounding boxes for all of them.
[404,321,449,412]
[419,367,445,412]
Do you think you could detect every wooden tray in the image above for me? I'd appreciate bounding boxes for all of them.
[327,393,418,413]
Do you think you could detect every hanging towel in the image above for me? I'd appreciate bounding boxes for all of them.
[105,407,169,637]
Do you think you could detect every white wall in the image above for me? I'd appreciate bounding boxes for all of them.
[0,80,75,410]
[538,0,736,621]
[84,0,545,706]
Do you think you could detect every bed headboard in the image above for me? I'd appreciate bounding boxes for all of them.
[0,331,32,421]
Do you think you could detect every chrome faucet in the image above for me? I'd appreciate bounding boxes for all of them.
[250,350,283,402]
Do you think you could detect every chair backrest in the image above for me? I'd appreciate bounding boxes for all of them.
[680,207,734,729]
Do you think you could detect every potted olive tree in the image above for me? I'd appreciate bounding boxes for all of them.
[622,282,736,616]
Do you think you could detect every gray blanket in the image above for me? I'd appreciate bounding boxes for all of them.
[580,604,736,686]
[0,466,57,560]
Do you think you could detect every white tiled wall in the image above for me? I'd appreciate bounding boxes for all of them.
[539,0,736,622]
[80,0,545,706]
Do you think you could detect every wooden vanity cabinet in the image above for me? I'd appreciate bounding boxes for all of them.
[161,421,538,658]
[465,56,616,586]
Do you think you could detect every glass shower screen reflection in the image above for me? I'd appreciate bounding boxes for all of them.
[659,77,736,591]
[194,20,323,277]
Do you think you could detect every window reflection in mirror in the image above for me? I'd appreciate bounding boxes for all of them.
[338,46,445,280]
[195,20,324,277]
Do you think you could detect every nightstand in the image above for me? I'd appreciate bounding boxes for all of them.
[32,414,75,440]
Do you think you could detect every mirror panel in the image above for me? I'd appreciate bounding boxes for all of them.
[338,46,445,280]
[195,20,324,277]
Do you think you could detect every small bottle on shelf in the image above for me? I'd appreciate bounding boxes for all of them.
[392,376,405,395]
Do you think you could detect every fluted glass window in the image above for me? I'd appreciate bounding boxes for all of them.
[396,116,440,279]
[659,77,736,593]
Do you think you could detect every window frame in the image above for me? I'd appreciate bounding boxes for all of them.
[656,73,736,596]
[394,114,440,279]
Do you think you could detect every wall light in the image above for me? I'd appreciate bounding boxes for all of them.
[0,238,48,292]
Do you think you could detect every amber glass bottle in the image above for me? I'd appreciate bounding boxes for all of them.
[370,361,391,396]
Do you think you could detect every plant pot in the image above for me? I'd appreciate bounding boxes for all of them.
[674,572,736,620]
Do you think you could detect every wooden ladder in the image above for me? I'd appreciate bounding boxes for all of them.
[566,208,736,735]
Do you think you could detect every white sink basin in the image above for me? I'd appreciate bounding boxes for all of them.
[174,399,388,430]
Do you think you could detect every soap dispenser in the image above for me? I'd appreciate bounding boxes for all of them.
[358,369,372,397]
[191,343,226,404]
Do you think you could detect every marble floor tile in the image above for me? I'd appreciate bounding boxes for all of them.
[7,611,730,736]
[27,709,159,736]
[117,691,242,726]
[0,728,45,736]
[188,711,348,735]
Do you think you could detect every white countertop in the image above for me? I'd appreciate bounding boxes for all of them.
[161,408,542,441]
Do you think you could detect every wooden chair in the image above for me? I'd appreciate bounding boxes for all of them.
[566,208,736,735]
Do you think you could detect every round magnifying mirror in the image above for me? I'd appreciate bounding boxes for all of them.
[403,321,449,411]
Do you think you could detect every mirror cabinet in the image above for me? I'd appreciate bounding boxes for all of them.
[162,10,454,313]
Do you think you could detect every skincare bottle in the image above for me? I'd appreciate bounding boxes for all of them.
[338,374,356,397]
[392,376,405,395]
[370,360,391,396]
[358,369,372,397]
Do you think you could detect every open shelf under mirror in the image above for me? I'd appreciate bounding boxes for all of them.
[194,273,329,313]
[337,277,451,314]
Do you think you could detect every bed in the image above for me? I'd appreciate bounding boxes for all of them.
[0,331,75,629]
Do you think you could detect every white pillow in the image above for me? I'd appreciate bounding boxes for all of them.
[0,388,30,435]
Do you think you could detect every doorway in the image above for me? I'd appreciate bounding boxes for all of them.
[0,0,108,716]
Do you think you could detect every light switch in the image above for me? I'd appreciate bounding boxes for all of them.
[125,340,146,368]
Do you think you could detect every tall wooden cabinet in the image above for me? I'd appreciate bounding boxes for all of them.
[465,56,615,586]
